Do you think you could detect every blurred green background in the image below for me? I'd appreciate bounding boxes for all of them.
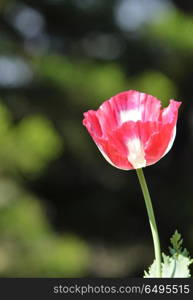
[0,0,192,277]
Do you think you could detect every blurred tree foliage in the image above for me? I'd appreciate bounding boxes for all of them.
[0,102,62,175]
[0,0,192,277]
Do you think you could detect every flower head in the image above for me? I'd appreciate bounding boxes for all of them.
[83,90,181,170]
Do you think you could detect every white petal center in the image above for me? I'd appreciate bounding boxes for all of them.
[120,109,141,123]
[127,138,146,169]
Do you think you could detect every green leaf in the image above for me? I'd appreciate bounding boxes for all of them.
[144,230,193,278]
[169,230,190,257]
[169,230,183,254]
[144,260,157,278]
[162,253,192,278]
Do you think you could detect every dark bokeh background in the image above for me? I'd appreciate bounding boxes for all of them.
[0,0,192,277]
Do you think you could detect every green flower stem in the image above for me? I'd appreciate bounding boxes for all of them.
[136,168,161,277]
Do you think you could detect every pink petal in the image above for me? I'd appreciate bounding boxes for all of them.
[105,90,161,125]
[83,110,102,138]
[144,100,181,165]
[94,136,133,170]
[95,121,146,170]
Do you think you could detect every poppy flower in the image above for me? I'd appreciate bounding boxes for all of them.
[83,90,181,170]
